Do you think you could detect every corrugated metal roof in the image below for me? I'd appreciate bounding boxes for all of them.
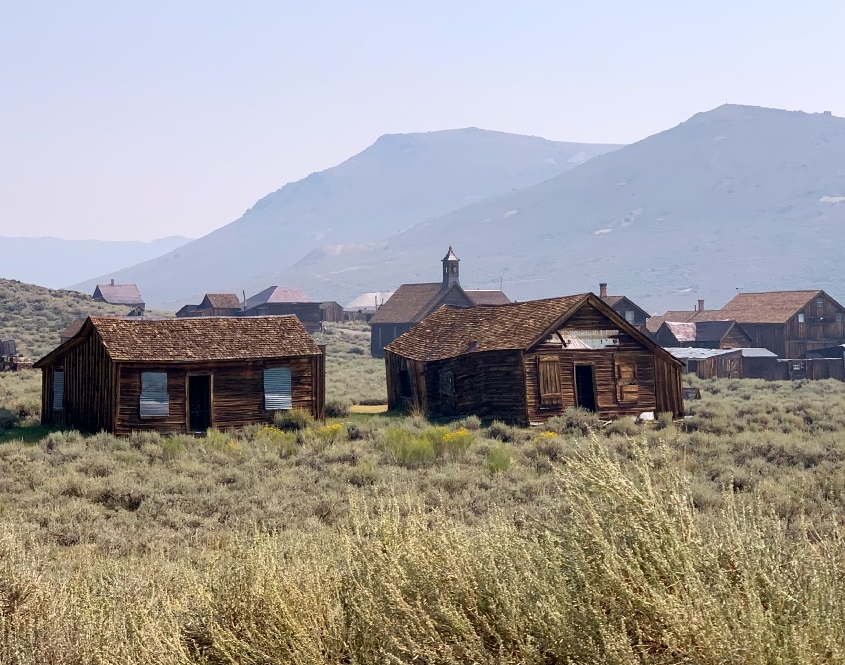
[36,315,321,366]
[665,347,777,360]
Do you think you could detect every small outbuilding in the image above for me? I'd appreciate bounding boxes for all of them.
[653,320,753,349]
[384,293,684,424]
[34,316,325,435]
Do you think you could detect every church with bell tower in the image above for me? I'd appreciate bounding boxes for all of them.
[368,246,511,358]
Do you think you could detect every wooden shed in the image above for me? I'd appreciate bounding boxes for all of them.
[665,347,780,380]
[34,316,325,435]
[92,279,145,308]
[384,293,684,425]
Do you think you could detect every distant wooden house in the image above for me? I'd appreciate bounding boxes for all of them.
[344,292,395,322]
[34,316,325,435]
[654,320,753,349]
[59,318,86,345]
[241,286,342,333]
[369,247,510,358]
[384,293,684,424]
[599,283,650,330]
[92,279,145,308]
[175,304,199,317]
[194,293,243,317]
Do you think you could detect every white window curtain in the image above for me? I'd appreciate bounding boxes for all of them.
[140,372,169,418]
[264,367,292,410]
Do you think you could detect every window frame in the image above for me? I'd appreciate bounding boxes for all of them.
[140,371,170,418]
[264,366,293,411]
[537,355,563,408]
[53,369,64,412]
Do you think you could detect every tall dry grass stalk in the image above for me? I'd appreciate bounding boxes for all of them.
[0,437,842,663]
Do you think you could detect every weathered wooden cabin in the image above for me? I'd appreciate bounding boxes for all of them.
[241,286,342,332]
[654,320,753,349]
[34,316,325,435]
[92,279,145,308]
[370,247,510,358]
[598,283,650,331]
[189,293,243,317]
[384,293,684,424]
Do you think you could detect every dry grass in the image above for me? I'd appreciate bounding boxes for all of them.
[2,323,845,661]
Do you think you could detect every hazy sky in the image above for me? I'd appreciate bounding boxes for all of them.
[2,1,844,241]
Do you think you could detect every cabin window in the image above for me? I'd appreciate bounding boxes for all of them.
[264,367,292,410]
[52,370,64,411]
[140,372,169,418]
[615,358,639,402]
[817,298,825,312]
[837,313,843,322]
[537,356,562,407]
[798,313,805,323]
[439,370,455,399]
[624,310,635,323]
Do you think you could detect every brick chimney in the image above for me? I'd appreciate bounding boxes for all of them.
[698,299,705,312]
[599,282,608,298]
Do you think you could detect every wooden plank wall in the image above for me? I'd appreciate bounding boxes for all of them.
[40,332,115,432]
[422,350,526,422]
[115,356,319,435]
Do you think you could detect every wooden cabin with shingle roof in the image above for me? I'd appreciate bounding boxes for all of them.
[384,293,683,424]
[92,279,145,308]
[34,316,325,434]
[369,247,510,358]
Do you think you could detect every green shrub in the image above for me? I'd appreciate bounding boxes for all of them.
[545,408,602,436]
[440,427,475,459]
[655,411,675,430]
[605,416,640,437]
[458,415,482,431]
[0,407,18,431]
[325,400,351,418]
[273,408,313,432]
[254,426,298,457]
[487,443,512,474]
[382,427,436,468]
[486,420,517,442]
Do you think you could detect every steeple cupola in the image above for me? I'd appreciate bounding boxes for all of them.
[442,246,460,289]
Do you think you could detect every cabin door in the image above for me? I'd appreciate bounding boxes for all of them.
[188,375,212,432]
[574,365,597,412]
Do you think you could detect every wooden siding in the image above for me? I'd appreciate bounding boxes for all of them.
[115,355,321,436]
[372,323,415,359]
[40,330,116,432]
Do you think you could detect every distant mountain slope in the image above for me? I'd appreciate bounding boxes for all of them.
[71,129,621,307]
[1,236,191,289]
[0,279,129,358]
[254,105,845,312]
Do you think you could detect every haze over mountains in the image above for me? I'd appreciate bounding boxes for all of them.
[1,236,191,288]
[72,130,621,306]
[75,105,845,313]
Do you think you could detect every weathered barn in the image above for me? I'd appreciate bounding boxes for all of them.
[34,316,325,435]
[384,293,684,424]
[0,337,16,357]
[92,279,145,308]
[599,283,651,330]
[369,247,510,358]
[654,320,753,349]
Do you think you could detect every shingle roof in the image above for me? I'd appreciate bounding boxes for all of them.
[694,320,740,343]
[59,318,87,341]
[369,283,443,324]
[93,283,144,306]
[715,290,823,324]
[200,293,242,309]
[385,294,588,361]
[466,290,511,306]
[37,315,321,366]
[243,286,309,310]
[663,322,697,343]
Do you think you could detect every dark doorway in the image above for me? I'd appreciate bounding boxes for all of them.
[575,365,596,412]
[188,375,212,432]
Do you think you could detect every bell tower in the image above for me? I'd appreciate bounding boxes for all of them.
[442,246,460,289]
